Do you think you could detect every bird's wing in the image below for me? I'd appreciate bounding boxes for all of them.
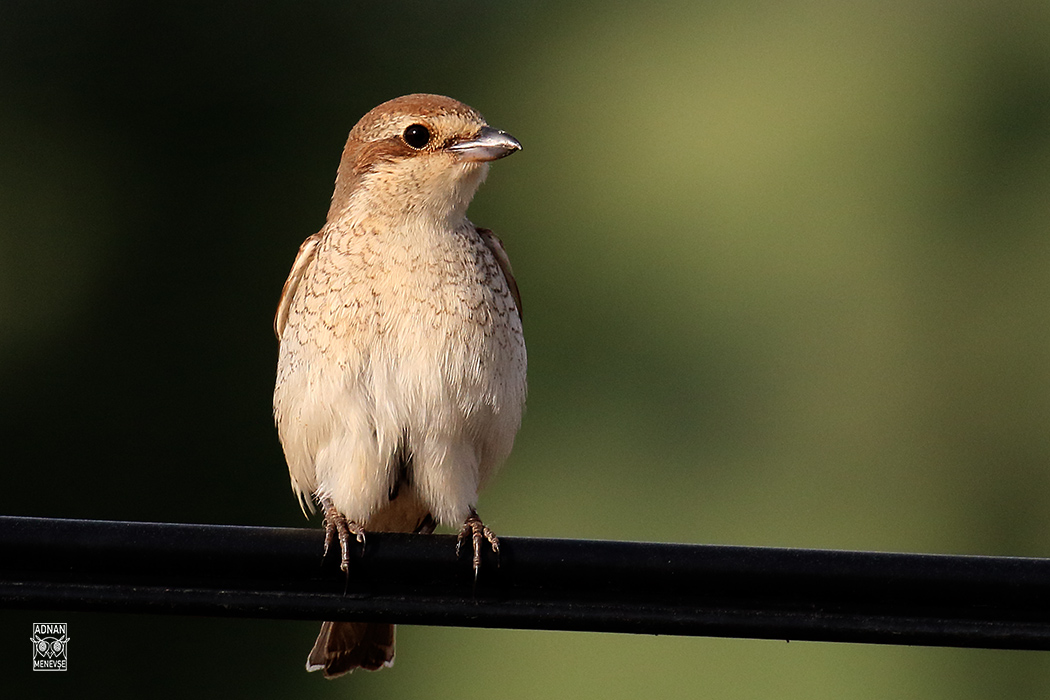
[476,227,522,320]
[274,232,322,339]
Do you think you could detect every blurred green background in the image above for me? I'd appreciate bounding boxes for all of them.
[2,0,1050,697]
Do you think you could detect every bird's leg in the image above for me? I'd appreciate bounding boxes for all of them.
[318,495,365,573]
[456,507,500,579]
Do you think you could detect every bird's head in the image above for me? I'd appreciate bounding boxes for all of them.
[328,94,521,226]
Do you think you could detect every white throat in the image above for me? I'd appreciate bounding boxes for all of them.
[341,159,490,231]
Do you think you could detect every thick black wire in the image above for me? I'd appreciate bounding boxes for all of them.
[2,515,1050,650]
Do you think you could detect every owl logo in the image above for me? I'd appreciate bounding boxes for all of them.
[31,623,69,671]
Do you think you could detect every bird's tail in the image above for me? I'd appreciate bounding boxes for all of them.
[306,620,395,678]
[306,500,435,678]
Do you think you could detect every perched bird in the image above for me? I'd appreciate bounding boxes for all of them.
[273,94,526,678]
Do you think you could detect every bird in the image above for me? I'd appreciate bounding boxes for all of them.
[272,94,526,678]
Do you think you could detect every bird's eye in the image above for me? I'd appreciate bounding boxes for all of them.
[402,124,431,149]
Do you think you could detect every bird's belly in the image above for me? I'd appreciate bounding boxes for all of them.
[275,285,525,525]
[369,296,525,432]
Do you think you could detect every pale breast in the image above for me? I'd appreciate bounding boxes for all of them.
[278,217,526,452]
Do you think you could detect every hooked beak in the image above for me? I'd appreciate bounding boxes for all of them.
[448,126,522,163]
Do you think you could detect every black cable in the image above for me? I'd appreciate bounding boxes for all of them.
[2,515,1049,650]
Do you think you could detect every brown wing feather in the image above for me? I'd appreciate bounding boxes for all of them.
[274,232,322,339]
[476,227,522,319]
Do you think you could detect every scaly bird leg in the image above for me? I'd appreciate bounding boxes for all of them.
[318,495,366,573]
[456,507,500,580]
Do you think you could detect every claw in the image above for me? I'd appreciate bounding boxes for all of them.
[319,496,366,573]
[456,508,499,580]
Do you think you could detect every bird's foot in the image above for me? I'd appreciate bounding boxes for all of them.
[319,495,366,573]
[456,508,500,579]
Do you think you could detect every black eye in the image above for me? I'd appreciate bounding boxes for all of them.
[402,124,431,149]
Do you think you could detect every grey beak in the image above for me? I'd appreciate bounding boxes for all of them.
[448,126,522,162]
